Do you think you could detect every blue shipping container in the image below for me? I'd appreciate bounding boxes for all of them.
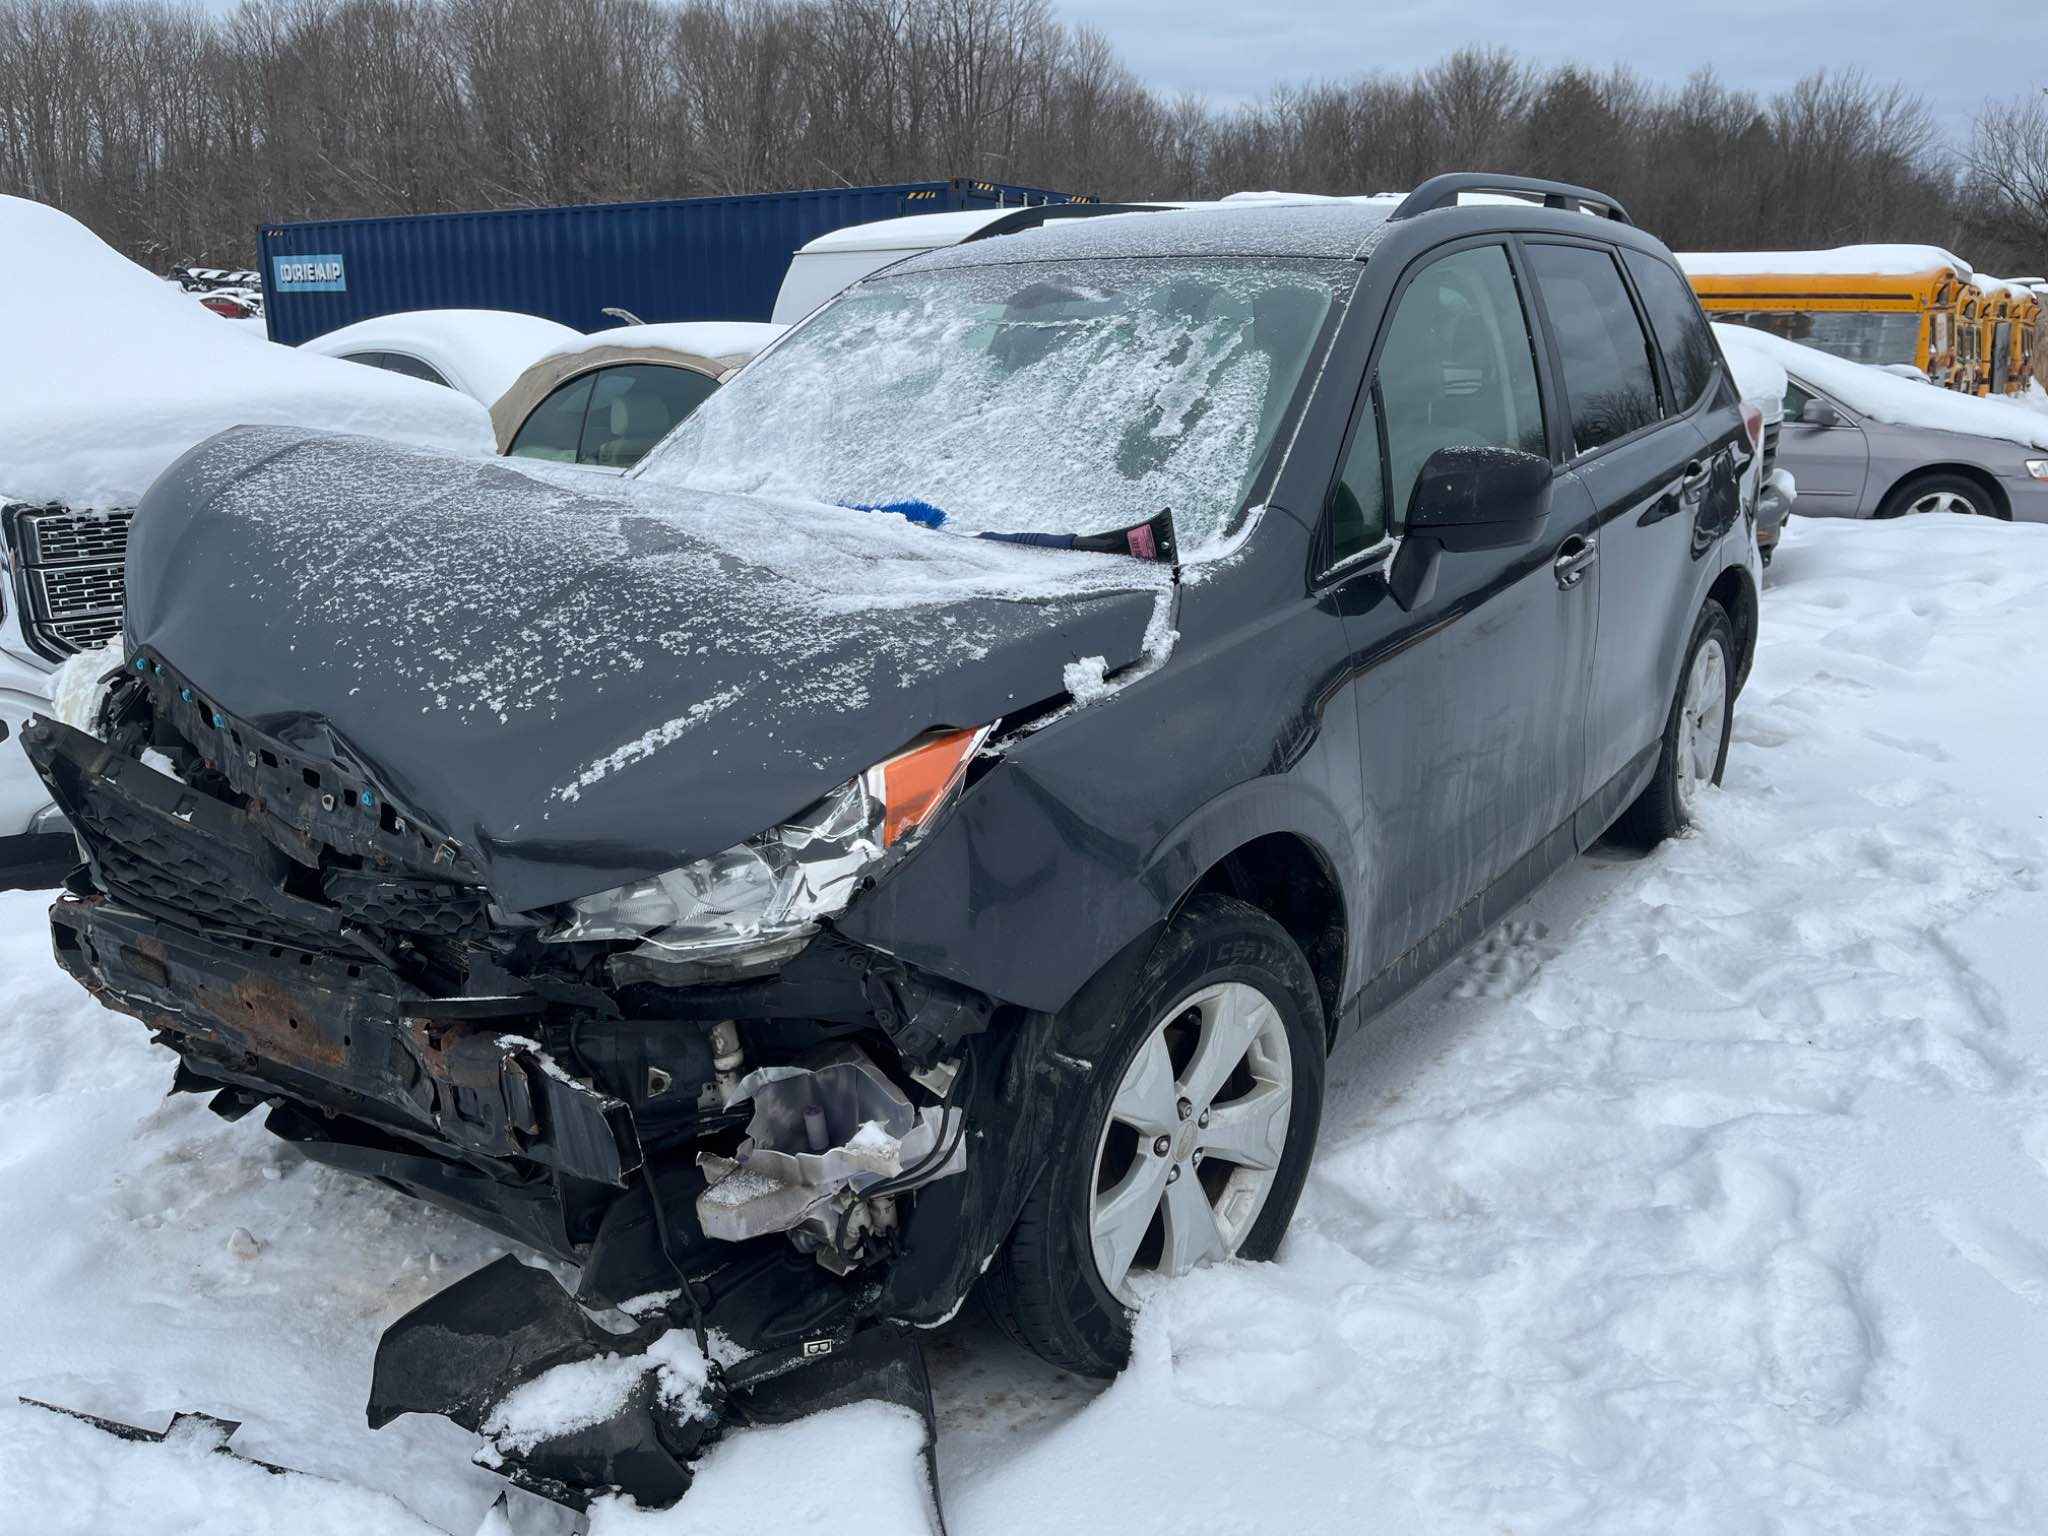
[259,178,1086,346]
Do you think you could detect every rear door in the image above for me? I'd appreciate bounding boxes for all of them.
[1521,240,1722,836]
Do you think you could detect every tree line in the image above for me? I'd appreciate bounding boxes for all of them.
[2,0,2042,276]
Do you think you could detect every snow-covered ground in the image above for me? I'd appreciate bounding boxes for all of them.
[6,514,2048,1534]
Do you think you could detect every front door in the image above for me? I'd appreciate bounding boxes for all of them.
[1322,240,1600,973]
[1778,383,1871,511]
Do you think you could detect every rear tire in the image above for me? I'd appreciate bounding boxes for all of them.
[1615,601,1734,848]
[1876,472,2005,521]
[984,894,1325,1378]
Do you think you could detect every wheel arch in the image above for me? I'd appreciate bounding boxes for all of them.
[1164,827,1349,1046]
[1705,562,1758,693]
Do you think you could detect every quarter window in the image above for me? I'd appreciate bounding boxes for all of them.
[1376,244,1547,528]
[1527,243,1662,454]
[1327,388,1389,563]
[1623,251,1721,411]
[507,374,597,463]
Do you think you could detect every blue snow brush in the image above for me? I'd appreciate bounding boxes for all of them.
[840,498,949,529]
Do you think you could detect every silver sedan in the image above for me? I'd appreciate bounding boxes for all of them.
[1778,377,2048,522]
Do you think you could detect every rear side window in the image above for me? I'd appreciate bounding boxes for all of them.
[577,365,720,468]
[1624,251,1720,410]
[1375,244,1546,527]
[379,352,452,388]
[339,351,389,370]
[508,374,597,462]
[1527,243,1662,454]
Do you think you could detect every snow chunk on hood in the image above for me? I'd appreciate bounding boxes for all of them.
[0,195,493,508]
[1713,323,2048,453]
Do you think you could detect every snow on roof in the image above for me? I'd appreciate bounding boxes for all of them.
[538,321,787,365]
[1678,245,1974,281]
[1711,324,1788,417]
[0,195,493,508]
[1975,274,2039,303]
[796,208,1024,254]
[302,308,579,404]
[795,193,1408,258]
[1712,322,2048,452]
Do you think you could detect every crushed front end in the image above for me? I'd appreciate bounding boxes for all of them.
[23,654,1059,1517]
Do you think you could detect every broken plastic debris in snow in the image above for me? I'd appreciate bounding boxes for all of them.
[481,1330,709,1457]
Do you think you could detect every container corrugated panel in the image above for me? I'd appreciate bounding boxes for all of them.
[260,179,1084,346]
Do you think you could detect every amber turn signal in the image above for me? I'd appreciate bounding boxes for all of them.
[878,725,993,847]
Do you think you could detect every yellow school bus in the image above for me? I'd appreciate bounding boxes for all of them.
[1681,252,1977,390]
[2003,282,2042,394]
[1978,283,2015,396]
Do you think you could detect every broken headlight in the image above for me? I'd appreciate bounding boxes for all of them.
[542,725,991,968]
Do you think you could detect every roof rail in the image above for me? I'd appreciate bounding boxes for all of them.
[959,202,1173,242]
[1390,174,1633,226]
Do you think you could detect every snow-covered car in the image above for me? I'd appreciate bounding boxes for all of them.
[493,321,785,470]
[19,175,1761,1517]
[0,195,495,887]
[1713,324,1796,563]
[299,308,580,406]
[1715,323,2048,523]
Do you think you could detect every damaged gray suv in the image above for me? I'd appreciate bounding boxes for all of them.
[25,176,1761,1515]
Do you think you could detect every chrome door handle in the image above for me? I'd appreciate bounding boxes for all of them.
[1554,534,1598,589]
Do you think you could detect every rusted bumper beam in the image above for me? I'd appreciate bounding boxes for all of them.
[51,896,639,1188]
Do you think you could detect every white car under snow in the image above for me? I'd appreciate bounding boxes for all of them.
[0,195,495,884]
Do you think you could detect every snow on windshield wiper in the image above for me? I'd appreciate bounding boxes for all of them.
[840,500,1179,566]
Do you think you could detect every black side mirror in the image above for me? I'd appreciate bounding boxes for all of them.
[1388,444,1552,610]
[1802,398,1844,428]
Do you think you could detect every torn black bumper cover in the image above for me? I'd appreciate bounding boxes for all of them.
[21,710,1016,1519]
[32,718,640,1195]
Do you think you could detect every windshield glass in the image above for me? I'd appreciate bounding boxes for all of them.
[1721,309,1923,368]
[635,256,1357,553]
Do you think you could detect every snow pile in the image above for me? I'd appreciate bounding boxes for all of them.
[588,1403,936,1535]
[543,322,787,365]
[482,1329,707,1455]
[1679,244,1972,279]
[0,195,493,508]
[304,309,580,404]
[0,1400,446,1536]
[1714,322,2048,452]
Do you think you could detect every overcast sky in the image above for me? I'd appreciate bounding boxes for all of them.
[1052,0,2038,145]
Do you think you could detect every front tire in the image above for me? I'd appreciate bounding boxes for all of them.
[1615,600,1734,847]
[984,894,1326,1378]
[1877,472,2005,521]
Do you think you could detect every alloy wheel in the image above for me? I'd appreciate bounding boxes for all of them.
[1088,980,1294,1306]
[1675,637,1728,817]
[1906,489,1981,516]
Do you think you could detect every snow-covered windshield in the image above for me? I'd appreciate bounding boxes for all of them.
[634,256,1358,553]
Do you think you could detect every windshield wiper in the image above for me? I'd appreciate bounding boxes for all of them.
[839,499,1178,566]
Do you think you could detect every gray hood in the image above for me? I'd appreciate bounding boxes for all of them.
[125,427,1166,910]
